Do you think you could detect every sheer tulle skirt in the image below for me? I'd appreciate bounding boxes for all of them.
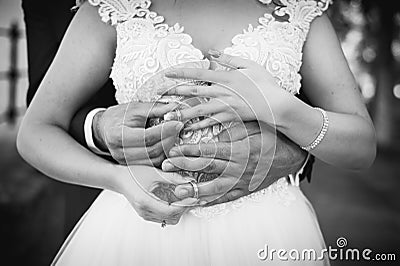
[53,178,330,266]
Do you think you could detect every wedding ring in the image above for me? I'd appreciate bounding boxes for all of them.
[188,180,199,199]
[161,220,167,228]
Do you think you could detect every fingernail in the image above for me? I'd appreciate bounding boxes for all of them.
[162,160,173,171]
[176,122,184,131]
[208,49,222,58]
[164,112,176,121]
[169,147,179,157]
[175,187,190,198]
[165,71,178,78]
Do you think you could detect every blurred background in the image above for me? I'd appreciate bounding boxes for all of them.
[0,0,399,265]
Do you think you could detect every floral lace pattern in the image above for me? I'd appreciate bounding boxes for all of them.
[189,177,297,219]
[87,0,332,100]
[86,0,332,217]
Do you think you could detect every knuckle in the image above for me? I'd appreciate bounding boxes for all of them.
[109,128,122,147]
[214,180,225,194]
[194,70,203,80]
[194,106,205,117]
[111,150,126,164]
[227,191,241,201]
[184,145,200,157]
[136,205,147,218]
[204,160,216,172]
[190,86,199,96]
[144,134,156,146]
[202,146,214,157]
[178,159,187,170]
[176,145,188,155]
[217,146,231,158]
[226,192,235,202]
[168,219,179,225]
[146,145,160,158]
[152,154,166,167]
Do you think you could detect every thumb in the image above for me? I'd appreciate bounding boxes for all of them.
[208,49,254,69]
[158,120,184,138]
[159,171,194,185]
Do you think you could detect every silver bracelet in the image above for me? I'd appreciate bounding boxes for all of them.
[301,107,329,152]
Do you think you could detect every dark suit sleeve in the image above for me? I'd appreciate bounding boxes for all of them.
[22,0,75,106]
[22,0,117,146]
[69,80,117,146]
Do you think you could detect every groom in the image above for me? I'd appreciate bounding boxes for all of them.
[22,0,312,231]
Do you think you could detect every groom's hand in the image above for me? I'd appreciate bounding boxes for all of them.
[163,122,308,205]
[92,102,183,166]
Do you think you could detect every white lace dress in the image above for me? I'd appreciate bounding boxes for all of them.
[53,0,332,265]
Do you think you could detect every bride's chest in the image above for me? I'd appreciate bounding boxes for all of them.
[148,0,271,53]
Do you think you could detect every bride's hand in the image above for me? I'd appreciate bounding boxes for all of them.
[162,50,292,130]
[114,165,199,225]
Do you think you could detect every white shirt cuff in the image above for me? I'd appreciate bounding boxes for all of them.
[84,108,111,156]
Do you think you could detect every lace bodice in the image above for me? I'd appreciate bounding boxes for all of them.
[86,0,332,103]
[85,0,332,217]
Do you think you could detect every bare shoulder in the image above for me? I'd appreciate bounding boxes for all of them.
[67,1,117,54]
[300,13,371,120]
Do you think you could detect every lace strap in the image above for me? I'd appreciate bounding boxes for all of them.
[279,0,333,32]
[86,0,160,26]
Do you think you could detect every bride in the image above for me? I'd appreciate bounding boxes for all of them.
[17,0,376,265]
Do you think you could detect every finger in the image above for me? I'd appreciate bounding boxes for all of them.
[165,217,180,226]
[164,68,228,83]
[163,84,225,98]
[143,217,162,224]
[208,50,255,69]
[122,121,183,147]
[218,121,261,142]
[122,131,177,161]
[165,100,226,122]
[185,113,232,131]
[124,152,167,167]
[148,102,180,118]
[124,102,161,119]
[169,142,233,160]
[143,197,195,219]
[171,197,199,208]
[161,197,199,217]
[136,154,166,167]
[145,121,184,146]
[156,171,194,185]
[162,157,230,174]
[121,134,177,164]
[175,177,237,199]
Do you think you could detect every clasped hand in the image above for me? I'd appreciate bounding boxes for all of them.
[162,50,291,131]
[96,52,290,225]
